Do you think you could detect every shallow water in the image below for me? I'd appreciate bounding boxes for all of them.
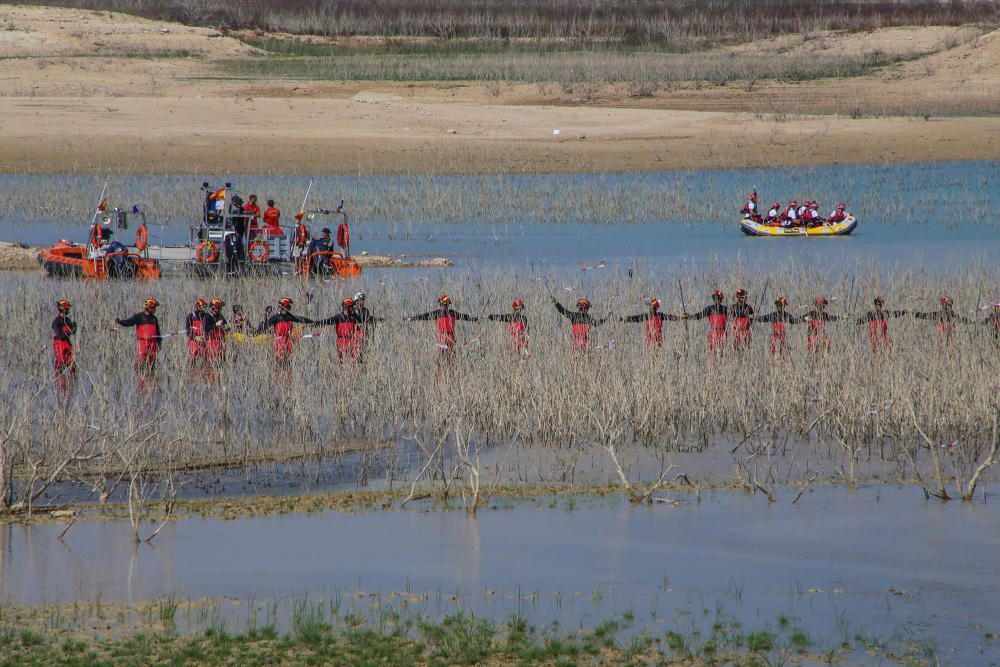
[2,486,998,663]
[3,160,1000,272]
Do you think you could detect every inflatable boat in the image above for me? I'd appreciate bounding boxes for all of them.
[739,216,857,237]
[37,240,161,280]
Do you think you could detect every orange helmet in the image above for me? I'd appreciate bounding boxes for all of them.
[143,298,159,310]
[940,295,953,306]
[775,297,788,306]
[577,298,590,310]
[342,297,354,308]
[195,298,207,310]
[439,294,451,306]
[211,298,224,310]
[56,299,71,312]
[512,299,524,310]
[749,192,757,200]
[649,298,661,310]
[789,200,798,207]
[815,296,828,305]
[712,290,724,300]
[735,288,747,298]
[278,297,293,310]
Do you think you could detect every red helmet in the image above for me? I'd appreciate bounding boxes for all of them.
[439,294,451,306]
[837,203,847,210]
[771,202,781,209]
[577,298,590,310]
[195,298,208,310]
[749,192,757,200]
[143,298,159,311]
[712,290,724,300]
[775,297,788,306]
[57,299,71,312]
[815,296,828,305]
[735,288,747,298]
[343,297,354,308]
[810,203,819,209]
[512,299,524,310]
[278,297,293,310]
[940,295,953,306]
[210,298,224,310]
[649,298,661,310]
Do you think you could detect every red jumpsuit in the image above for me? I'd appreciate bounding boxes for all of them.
[185,310,208,363]
[857,309,906,353]
[410,307,479,354]
[52,314,77,378]
[730,303,754,351]
[263,206,284,236]
[756,310,800,355]
[116,312,161,370]
[554,302,607,353]
[804,310,839,352]
[264,311,314,365]
[621,311,678,348]
[319,312,361,361]
[205,313,228,363]
[244,201,261,237]
[487,312,529,352]
[690,303,728,352]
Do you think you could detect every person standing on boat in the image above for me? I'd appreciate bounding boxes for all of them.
[621,298,679,349]
[488,299,530,353]
[205,299,229,364]
[263,297,315,366]
[553,297,609,354]
[756,297,801,356]
[407,294,479,355]
[117,299,162,372]
[782,201,799,227]
[263,199,284,236]
[741,192,760,221]
[244,195,261,238]
[185,298,209,365]
[730,288,755,351]
[52,299,77,385]
[828,203,848,224]
[804,296,839,352]
[765,202,782,226]
[856,297,907,354]
[685,290,728,353]
[914,296,970,344]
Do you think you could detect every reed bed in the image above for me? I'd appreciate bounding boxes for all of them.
[2,162,997,226]
[0,266,997,517]
[11,0,997,45]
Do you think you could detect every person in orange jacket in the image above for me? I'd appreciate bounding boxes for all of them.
[263,199,284,236]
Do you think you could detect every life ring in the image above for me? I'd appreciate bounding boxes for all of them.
[135,224,148,252]
[248,239,270,263]
[196,240,219,263]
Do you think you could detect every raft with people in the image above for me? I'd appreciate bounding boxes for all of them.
[738,193,858,237]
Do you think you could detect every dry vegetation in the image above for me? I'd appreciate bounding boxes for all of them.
[1,268,997,521]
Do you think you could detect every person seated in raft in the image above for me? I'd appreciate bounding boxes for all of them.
[828,203,848,224]
[797,200,811,223]
[806,202,823,227]
[765,202,782,226]
[782,200,799,227]
[262,199,284,236]
[741,192,760,221]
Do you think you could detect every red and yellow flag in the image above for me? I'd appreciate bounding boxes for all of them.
[97,198,107,212]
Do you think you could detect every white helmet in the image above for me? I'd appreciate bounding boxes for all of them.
[353,292,366,301]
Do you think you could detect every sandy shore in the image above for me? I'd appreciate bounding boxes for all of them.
[1,5,999,174]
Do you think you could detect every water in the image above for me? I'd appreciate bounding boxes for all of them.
[2,486,998,663]
[2,160,999,272]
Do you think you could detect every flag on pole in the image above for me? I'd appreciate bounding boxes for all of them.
[97,198,107,212]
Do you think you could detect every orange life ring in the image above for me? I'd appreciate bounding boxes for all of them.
[196,240,219,263]
[248,239,270,263]
[135,224,148,252]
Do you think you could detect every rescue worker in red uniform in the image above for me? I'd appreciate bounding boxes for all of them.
[185,298,209,365]
[914,296,969,344]
[828,203,848,224]
[620,298,678,348]
[244,194,261,238]
[231,304,247,333]
[741,192,760,221]
[117,299,162,372]
[856,296,907,354]
[262,297,315,366]
[756,297,800,355]
[318,298,362,362]
[730,288,755,351]
[984,302,1000,347]
[408,295,479,354]
[553,297,608,353]
[52,299,77,385]
[804,296,839,352]
[205,298,228,363]
[487,299,529,353]
[686,290,728,353]
[263,199,284,236]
